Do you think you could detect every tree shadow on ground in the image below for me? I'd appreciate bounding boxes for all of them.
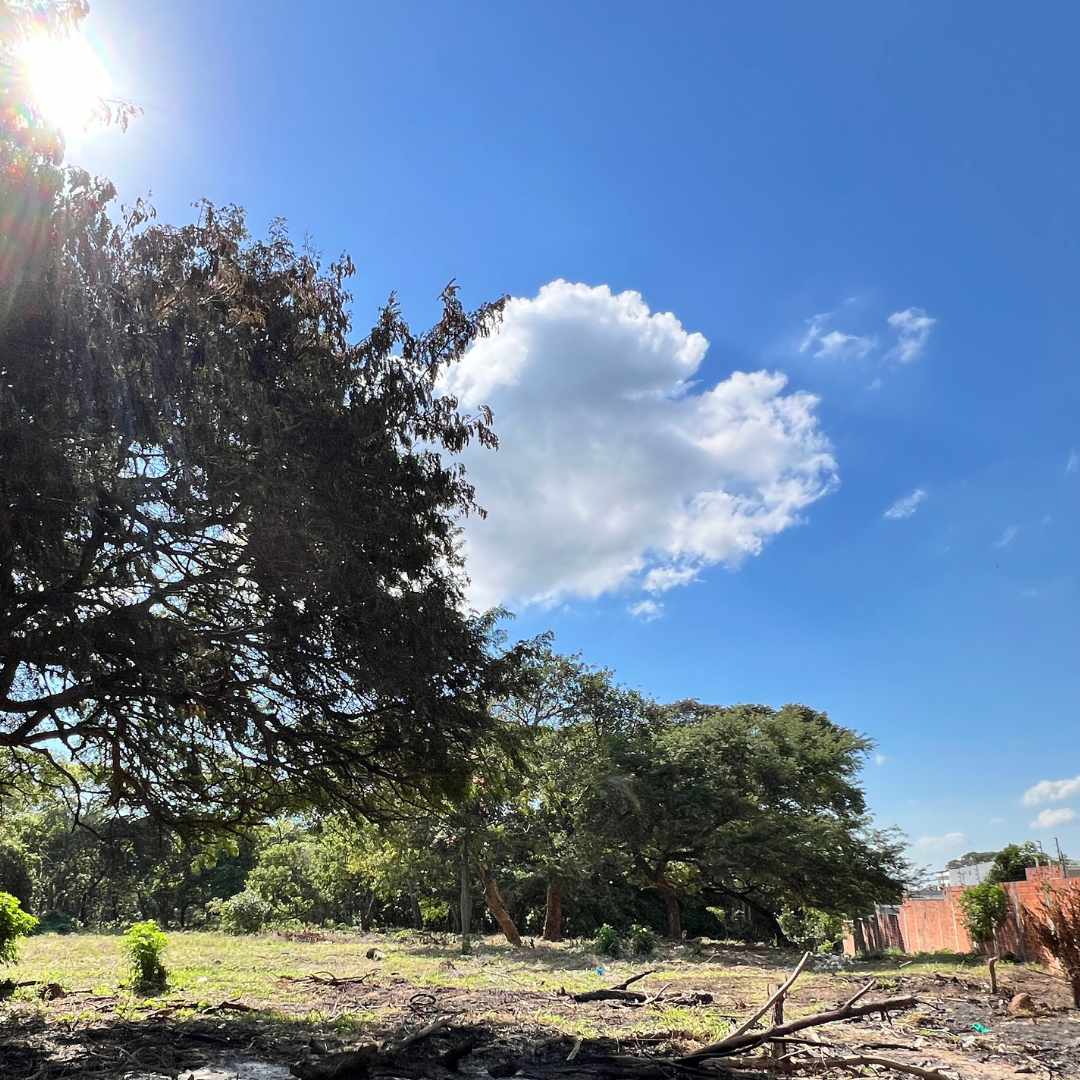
[0,1009,764,1080]
[397,937,803,974]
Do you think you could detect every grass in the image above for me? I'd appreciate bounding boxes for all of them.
[3,930,1010,1042]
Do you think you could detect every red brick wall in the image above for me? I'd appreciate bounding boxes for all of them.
[844,867,1080,963]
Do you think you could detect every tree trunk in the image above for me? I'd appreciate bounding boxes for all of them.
[542,879,563,942]
[360,891,375,932]
[656,878,682,940]
[481,866,522,946]
[459,833,473,953]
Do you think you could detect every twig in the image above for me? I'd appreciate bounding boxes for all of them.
[841,979,875,1008]
[611,969,658,991]
[803,1054,952,1079]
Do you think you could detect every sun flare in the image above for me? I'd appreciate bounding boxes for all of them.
[17,31,113,137]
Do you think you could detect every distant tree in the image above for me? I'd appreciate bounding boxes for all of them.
[505,647,646,941]
[945,851,1000,871]
[1,6,516,827]
[586,703,908,939]
[986,843,1043,884]
[957,882,1008,952]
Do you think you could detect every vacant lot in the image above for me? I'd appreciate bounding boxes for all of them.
[2,931,1078,1078]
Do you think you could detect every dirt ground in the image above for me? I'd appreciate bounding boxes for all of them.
[2,932,1078,1078]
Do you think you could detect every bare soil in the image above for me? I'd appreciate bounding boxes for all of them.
[2,936,1078,1078]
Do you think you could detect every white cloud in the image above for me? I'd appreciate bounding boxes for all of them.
[886,308,937,364]
[628,599,663,622]
[1023,775,1080,806]
[914,831,966,850]
[800,313,875,360]
[1067,449,1079,475]
[643,565,699,593]
[883,488,927,520]
[994,525,1019,549]
[873,752,888,766]
[1031,807,1076,830]
[445,281,838,610]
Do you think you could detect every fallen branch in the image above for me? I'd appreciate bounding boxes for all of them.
[682,994,919,1059]
[570,988,647,1003]
[721,951,812,1045]
[840,979,875,1008]
[612,969,658,991]
[798,1054,953,1079]
[397,1017,451,1048]
[571,968,657,1003]
[278,969,376,987]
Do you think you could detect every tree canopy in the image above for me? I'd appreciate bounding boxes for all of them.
[986,842,1045,884]
[1,4,517,826]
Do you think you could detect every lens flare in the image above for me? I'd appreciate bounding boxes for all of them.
[17,31,113,137]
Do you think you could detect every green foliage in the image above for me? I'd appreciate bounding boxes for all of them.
[626,923,657,956]
[211,890,270,935]
[957,883,1008,946]
[34,911,79,935]
[0,891,37,965]
[777,906,844,952]
[592,923,622,956]
[419,898,451,928]
[986,843,1043,884]
[945,850,1000,871]
[0,37,514,828]
[121,920,168,991]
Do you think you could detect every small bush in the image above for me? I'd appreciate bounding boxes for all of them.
[212,889,271,934]
[0,892,37,965]
[592,923,621,957]
[121,920,168,992]
[957,883,1008,950]
[626,923,657,956]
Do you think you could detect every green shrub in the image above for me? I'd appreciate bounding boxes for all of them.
[211,889,271,934]
[592,923,621,957]
[121,920,168,992]
[0,892,37,965]
[626,923,657,956]
[418,898,450,928]
[957,883,1008,948]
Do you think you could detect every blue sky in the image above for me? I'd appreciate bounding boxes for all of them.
[75,0,1079,869]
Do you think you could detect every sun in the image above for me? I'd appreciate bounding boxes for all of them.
[17,30,113,138]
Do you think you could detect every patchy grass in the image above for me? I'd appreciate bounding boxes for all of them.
[0,930,1029,1038]
[6,933,1079,1080]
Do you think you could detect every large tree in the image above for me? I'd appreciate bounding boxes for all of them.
[0,4,512,826]
[586,702,908,939]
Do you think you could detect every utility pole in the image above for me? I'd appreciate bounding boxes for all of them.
[1054,836,1067,877]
